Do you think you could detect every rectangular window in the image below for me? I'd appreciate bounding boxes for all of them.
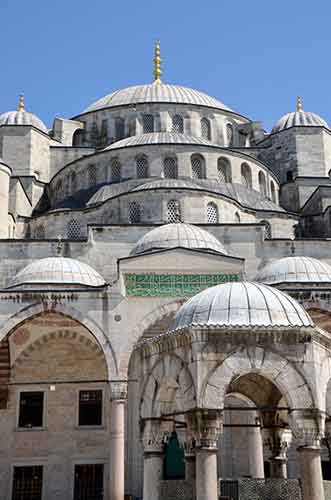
[12,466,43,500]
[18,392,44,429]
[78,390,102,426]
[74,464,104,500]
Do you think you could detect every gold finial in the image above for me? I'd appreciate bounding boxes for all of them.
[17,94,25,112]
[297,96,303,112]
[153,40,162,84]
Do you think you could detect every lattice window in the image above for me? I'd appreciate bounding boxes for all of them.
[164,157,178,179]
[136,156,148,178]
[201,118,211,140]
[35,225,45,239]
[74,464,103,500]
[71,171,77,192]
[226,123,234,146]
[270,181,276,203]
[218,157,232,183]
[12,466,43,500]
[67,219,81,239]
[207,202,219,223]
[167,200,181,223]
[241,163,252,189]
[172,114,184,133]
[129,202,141,223]
[191,155,205,179]
[88,164,97,186]
[111,158,121,182]
[142,114,154,133]
[115,117,125,140]
[259,171,267,197]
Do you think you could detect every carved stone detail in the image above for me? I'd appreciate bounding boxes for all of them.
[186,409,223,450]
[110,381,128,401]
[141,419,173,454]
[290,409,325,449]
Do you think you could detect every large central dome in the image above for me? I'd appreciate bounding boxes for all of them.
[83,83,233,113]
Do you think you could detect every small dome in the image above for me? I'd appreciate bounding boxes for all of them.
[131,223,227,256]
[83,83,233,114]
[8,257,106,288]
[255,256,331,285]
[272,97,328,133]
[170,281,313,331]
[0,95,48,133]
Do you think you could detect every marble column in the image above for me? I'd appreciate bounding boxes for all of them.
[109,382,127,500]
[248,423,265,478]
[264,427,290,479]
[298,446,325,500]
[142,420,169,500]
[185,453,196,481]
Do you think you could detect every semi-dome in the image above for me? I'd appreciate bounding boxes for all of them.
[83,83,233,114]
[255,256,331,285]
[0,96,48,133]
[170,281,313,331]
[272,97,328,133]
[131,223,227,256]
[104,132,216,150]
[7,257,106,288]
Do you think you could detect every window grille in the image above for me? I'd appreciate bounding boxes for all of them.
[226,123,234,146]
[79,390,102,426]
[74,464,104,500]
[142,114,154,133]
[115,117,125,140]
[164,157,178,179]
[71,171,77,192]
[12,466,43,500]
[18,392,44,428]
[207,202,219,223]
[201,118,211,140]
[88,165,97,186]
[34,225,45,239]
[129,202,141,223]
[136,156,148,178]
[191,155,205,179]
[270,181,276,203]
[167,200,181,223]
[67,219,81,240]
[111,158,121,182]
[172,114,184,133]
[218,158,231,183]
[241,163,252,189]
[259,171,267,197]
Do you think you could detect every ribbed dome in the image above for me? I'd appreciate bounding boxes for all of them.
[131,223,227,256]
[170,281,313,331]
[84,84,233,113]
[0,111,48,133]
[272,111,328,133]
[8,257,106,288]
[104,132,216,150]
[255,256,331,285]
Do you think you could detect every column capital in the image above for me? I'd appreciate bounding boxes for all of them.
[141,418,172,455]
[110,381,128,401]
[263,427,291,460]
[290,409,325,449]
[186,409,223,450]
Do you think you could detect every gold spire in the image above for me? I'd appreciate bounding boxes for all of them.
[17,94,25,112]
[297,96,303,112]
[153,40,162,84]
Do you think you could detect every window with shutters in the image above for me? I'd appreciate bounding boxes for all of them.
[67,219,81,240]
[12,466,43,500]
[167,200,181,223]
[111,158,121,182]
[115,117,125,140]
[241,163,252,189]
[142,114,154,133]
[226,123,234,146]
[217,157,232,183]
[136,156,149,178]
[74,464,104,500]
[191,155,205,179]
[164,157,178,179]
[258,171,267,197]
[79,390,102,426]
[129,202,141,223]
[172,114,184,133]
[201,118,211,140]
[207,202,219,223]
[18,392,44,428]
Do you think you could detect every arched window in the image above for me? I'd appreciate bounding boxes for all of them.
[142,114,154,133]
[235,212,241,223]
[136,156,149,178]
[67,219,81,240]
[70,171,77,192]
[261,220,272,239]
[34,225,45,239]
[287,170,293,182]
[164,157,178,179]
[111,158,121,182]
[55,179,63,198]
[207,202,219,223]
[191,155,205,180]
[129,202,141,223]
[115,117,125,140]
[172,114,184,133]
[201,118,211,140]
[88,164,97,186]
[226,123,234,146]
[72,129,85,146]
[258,171,267,197]
[217,157,232,183]
[270,181,276,203]
[167,200,181,223]
[241,163,252,189]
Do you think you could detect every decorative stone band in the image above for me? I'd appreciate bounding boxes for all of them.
[110,381,128,401]
[290,409,325,449]
[185,409,223,450]
[141,418,173,455]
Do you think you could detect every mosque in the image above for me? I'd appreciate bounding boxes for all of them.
[1,41,331,500]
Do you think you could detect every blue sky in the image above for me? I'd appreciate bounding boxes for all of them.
[0,0,330,131]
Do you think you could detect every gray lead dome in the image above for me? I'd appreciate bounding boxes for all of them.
[255,256,331,285]
[0,110,48,133]
[272,110,328,133]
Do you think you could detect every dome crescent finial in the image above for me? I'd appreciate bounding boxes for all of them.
[153,40,162,84]
[17,94,25,112]
[297,96,303,112]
